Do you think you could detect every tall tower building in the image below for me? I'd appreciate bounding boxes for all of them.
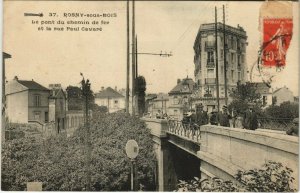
[193,23,247,112]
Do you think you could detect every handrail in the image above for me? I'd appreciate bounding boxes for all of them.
[167,119,201,143]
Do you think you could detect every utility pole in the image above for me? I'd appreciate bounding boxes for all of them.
[132,0,136,116]
[135,35,139,116]
[135,35,138,78]
[81,74,91,191]
[215,7,220,113]
[223,5,228,106]
[126,0,130,114]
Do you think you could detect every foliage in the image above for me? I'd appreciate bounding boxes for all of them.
[135,76,147,116]
[2,112,156,191]
[228,82,263,115]
[66,86,83,110]
[176,161,296,192]
[264,101,299,120]
[66,85,96,111]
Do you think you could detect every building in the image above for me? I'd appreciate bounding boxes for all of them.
[250,82,272,107]
[147,93,169,118]
[168,77,195,120]
[95,87,125,113]
[5,76,50,123]
[48,84,67,133]
[193,23,247,112]
[272,86,295,105]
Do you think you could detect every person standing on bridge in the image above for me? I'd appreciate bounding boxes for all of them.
[243,104,258,130]
[218,105,231,127]
[196,104,208,126]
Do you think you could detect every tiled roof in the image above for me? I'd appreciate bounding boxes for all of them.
[169,78,195,95]
[95,87,124,98]
[18,80,49,91]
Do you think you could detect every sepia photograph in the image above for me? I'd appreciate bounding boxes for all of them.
[1,0,299,191]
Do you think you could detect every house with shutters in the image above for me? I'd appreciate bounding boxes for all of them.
[5,76,50,124]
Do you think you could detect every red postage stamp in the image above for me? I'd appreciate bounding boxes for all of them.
[262,18,293,67]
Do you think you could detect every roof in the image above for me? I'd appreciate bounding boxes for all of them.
[169,78,195,95]
[18,80,49,91]
[95,87,124,98]
[154,93,169,101]
[273,86,291,94]
[49,88,66,99]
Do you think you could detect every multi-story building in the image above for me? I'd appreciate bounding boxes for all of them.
[168,77,195,120]
[147,93,169,118]
[193,23,247,112]
[5,76,50,124]
[250,82,272,107]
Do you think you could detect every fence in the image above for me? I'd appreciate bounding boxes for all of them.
[167,119,201,142]
[257,117,294,131]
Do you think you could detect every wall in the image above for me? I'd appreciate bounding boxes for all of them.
[273,87,294,104]
[95,97,125,113]
[6,90,28,123]
[199,125,299,189]
[66,110,84,137]
[28,90,49,123]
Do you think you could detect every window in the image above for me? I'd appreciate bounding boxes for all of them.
[263,96,267,105]
[45,112,48,122]
[238,72,241,81]
[173,96,179,104]
[231,53,235,64]
[207,51,214,63]
[220,49,223,59]
[34,111,41,120]
[114,100,119,108]
[241,55,245,63]
[221,66,224,74]
[207,69,214,78]
[231,70,234,81]
[34,95,41,107]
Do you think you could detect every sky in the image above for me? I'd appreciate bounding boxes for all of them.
[3,1,299,95]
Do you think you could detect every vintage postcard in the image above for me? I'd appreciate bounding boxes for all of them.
[1,0,299,192]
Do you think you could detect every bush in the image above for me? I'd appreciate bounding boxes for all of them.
[2,112,156,191]
[176,161,296,192]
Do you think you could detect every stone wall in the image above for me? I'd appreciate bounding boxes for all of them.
[199,125,299,189]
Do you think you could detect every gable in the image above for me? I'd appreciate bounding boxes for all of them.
[5,80,28,95]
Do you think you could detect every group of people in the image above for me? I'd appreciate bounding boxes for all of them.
[182,103,259,130]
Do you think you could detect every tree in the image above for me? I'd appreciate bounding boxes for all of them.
[66,85,96,111]
[265,101,299,120]
[135,76,146,116]
[228,82,262,115]
[1,112,156,191]
[176,161,296,192]
[66,86,83,110]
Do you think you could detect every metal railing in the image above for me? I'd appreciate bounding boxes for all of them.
[258,118,294,131]
[167,119,201,142]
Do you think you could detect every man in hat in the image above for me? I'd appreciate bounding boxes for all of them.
[286,118,298,136]
[209,108,218,125]
[219,105,231,127]
[243,104,258,130]
[196,103,208,126]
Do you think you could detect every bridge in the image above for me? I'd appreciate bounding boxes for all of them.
[142,118,299,191]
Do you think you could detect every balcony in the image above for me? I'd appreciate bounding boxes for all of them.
[206,61,215,68]
[205,78,216,84]
[205,41,215,50]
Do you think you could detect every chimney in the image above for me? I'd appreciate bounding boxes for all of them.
[14,76,18,81]
[115,86,117,91]
[177,79,181,84]
[101,87,104,91]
